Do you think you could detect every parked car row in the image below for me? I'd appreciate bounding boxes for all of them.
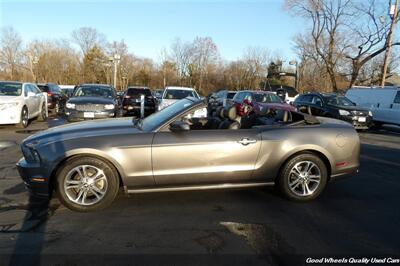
[2,79,399,131]
[208,87,399,131]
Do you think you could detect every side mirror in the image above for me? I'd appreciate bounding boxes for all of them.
[27,91,36,97]
[169,121,190,133]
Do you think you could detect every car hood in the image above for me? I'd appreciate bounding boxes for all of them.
[67,97,115,105]
[23,118,139,146]
[0,96,21,103]
[329,104,369,112]
[258,102,296,111]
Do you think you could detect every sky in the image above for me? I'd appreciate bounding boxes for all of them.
[0,0,305,62]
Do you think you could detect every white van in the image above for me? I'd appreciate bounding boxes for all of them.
[345,86,400,126]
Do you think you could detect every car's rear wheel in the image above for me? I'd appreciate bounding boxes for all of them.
[16,106,29,128]
[278,153,328,201]
[37,104,47,121]
[56,156,120,212]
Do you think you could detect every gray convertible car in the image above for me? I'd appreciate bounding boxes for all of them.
[17,97,360,212]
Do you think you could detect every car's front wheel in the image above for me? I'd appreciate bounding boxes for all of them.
[56,156,120,212]
[278,153,328,201]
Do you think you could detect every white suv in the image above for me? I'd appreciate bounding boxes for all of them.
[158,86,201,110]
[0,81,47,128]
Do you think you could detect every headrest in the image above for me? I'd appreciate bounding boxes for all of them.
[219,106,237,121]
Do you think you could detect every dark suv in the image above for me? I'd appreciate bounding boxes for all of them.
[293,92,372,129]
[121,87,157,117]
[37,83,67,114]
[65,84,119,122]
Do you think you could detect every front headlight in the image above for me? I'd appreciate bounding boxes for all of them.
[104,104,115,110]
[21,145,41,163]
[0,102,19,111]
[66,102,76,109]
[339,109,350,116]
[368,110,373,116]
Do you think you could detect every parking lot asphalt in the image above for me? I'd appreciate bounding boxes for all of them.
[0,117,399,265]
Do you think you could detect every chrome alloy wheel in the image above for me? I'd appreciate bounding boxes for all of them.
[64,165,108,206]
[42,104,47,119]
[21,108,28,127]
[288,161,321,197]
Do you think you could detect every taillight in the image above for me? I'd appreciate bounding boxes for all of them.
[124,95,131,99]
[47,92,53,97]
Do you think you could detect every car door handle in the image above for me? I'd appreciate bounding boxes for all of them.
[238,138,257,145]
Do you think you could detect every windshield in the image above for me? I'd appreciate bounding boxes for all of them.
[127,88,151,97]
[254,93,283,103]
[37,85,49,92]
[327,96,355,106]
[141,98,196,131]
[0,83,22,96]
[164,89,197,100]
[73,86,114,98]
[227,92,236,99]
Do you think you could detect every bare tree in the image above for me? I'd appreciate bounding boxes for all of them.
[0,27,23,80]
[190,37,219,93]
[170,38,193,86]
[71,27,106,56]
[286,0,352,91]
[158,48,177,87]
[344,0,400,87]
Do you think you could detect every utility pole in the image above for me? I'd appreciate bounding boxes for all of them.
[381,0,399,87]
[110,54,120,89]
[289,60,298,90]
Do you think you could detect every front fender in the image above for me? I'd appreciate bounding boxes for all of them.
[48,148,128,183]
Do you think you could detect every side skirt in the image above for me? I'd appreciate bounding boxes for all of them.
[126,182,275,194]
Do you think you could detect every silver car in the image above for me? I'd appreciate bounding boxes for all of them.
[17,98,360,212]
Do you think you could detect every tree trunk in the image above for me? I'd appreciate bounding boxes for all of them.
[349,61,361,88]
[326,66,338,92]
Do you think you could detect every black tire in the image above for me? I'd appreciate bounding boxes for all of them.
[37,103,47,122]
[277,153,328,202]
[16,106,29,128]
[55,156,120,212]
[371,121,383,130]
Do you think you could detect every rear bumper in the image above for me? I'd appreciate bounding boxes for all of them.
[330,166,358,180]
[122,104,156,116]
[16,158,50,198]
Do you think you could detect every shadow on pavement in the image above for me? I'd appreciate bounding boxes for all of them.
[3,195,59,266]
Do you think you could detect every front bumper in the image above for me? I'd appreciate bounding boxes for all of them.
[0,106,21,125]
[65,109,115,121]
[16,158,50,198]
[340,115,372,130]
